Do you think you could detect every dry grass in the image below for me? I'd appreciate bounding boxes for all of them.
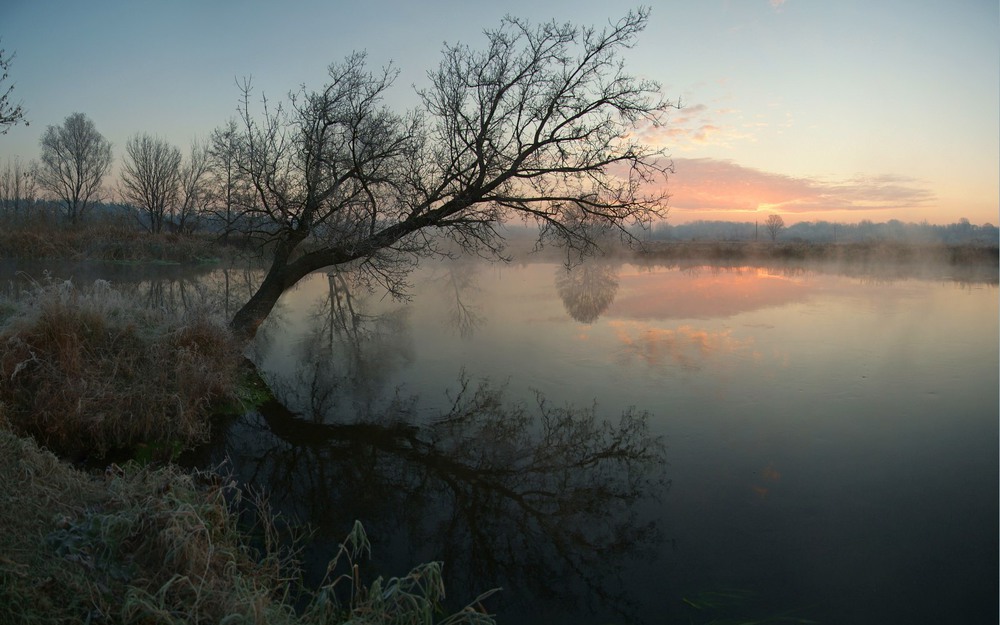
[0,428,498,625]
[0,217,224,263]
[0,278,241,459]
[0,278,497,624]
[0,429,299,625]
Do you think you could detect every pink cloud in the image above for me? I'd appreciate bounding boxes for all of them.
[632,102,755,150]
[661,158,935,214]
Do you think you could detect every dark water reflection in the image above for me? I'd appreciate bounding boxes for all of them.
[211,379,665,622]
[222,266,668,622]
[1,254,997,623]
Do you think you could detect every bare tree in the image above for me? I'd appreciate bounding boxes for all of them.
[765,214,785,242]
[226,9,674,340]
[175,139,211,233]
[36,113,113,225]
[0,42,27,134]
[207,120,252,241]
[0,157,37,218]
[119,133,181,234]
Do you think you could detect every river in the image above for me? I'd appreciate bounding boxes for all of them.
[4,255,997,623]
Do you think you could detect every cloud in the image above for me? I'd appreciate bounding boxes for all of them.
[661,158,935,214]
[631,102,756,151]
[770,0,788,9]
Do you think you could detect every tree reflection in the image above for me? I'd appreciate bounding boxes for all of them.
[555,260,620,323]
[259,269,413,420]
[212,370,666,621]
[436,261,484,338]
[108,263,264,318]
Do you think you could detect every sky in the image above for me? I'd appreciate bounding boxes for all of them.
[0,0,997,226]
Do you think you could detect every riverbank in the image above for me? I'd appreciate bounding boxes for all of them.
[0,218,231,263]
[0,277,496,624]
[0,425,497,624]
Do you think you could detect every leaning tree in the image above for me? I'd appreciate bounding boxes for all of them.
[226,9,675,340]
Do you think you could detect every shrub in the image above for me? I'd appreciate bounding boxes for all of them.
[0,278,241,459]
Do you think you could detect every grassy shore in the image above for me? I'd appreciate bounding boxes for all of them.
[0,278,496,624]
[0,218,228,263]
[0,279,242,460]
[0,429,496,625]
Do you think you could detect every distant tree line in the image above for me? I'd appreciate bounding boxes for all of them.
[649,217,999,246]
[3,143,996,249]
[0,112,263,237]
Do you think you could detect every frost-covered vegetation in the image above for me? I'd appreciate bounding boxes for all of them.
[0,278,241,459]
[0,278,498,624]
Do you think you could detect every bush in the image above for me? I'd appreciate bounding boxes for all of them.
[0,278,241,459]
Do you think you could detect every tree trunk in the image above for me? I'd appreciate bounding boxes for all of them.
[229,235,316,341]
[229,265,291,341]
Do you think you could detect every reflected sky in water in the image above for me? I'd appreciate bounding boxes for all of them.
[244,258,997,624]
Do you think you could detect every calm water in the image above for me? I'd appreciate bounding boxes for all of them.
[3,256,997,623]
[218,258,998,624]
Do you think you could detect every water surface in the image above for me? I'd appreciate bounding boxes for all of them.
[229,258,998,624]
[3,256,996,623]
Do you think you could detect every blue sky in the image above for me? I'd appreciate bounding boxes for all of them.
[1,0,996,224]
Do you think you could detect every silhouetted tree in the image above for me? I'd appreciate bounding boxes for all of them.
[207,120,252,242]
[0,157,37,217]
[36,113,113,225]
[175,140,211,232]
[0,42,27,134]
[225,9,674,340]
[119,133,181,233]
[765,213,784,241]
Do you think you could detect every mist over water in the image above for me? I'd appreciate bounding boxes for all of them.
[1,255,996,623]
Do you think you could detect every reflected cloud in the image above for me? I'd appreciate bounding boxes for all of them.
[610,320,756,370]
[751,461,782,499]
[609,265,808,320]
